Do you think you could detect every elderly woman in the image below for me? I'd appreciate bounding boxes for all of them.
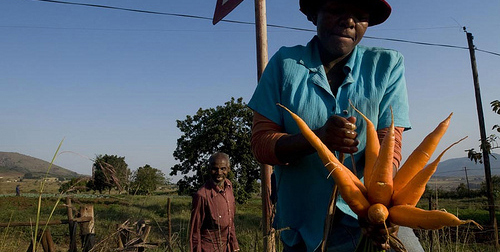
[248,0,424,251]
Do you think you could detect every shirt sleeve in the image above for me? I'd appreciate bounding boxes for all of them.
[378,51,411,130]
[377,126,404,168]
[251,112,287,165]
[189,193,204,252]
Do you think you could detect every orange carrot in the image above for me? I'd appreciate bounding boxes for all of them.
[367,203,389,225]
[393,137,467,206]
[393,113,453,195]
[367,109,394,206]
[325,149,367,196]
[349,101,380,189]
[277,103,370,217]
[389,205,482,230]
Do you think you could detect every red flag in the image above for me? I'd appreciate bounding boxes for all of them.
[213,0,244,25]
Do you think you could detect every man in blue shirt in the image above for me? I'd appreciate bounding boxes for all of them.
[248,0,423,251]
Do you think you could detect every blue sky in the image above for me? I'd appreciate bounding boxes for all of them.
[1,0,499,180]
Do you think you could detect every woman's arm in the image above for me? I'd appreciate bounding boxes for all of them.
[251,112,359,165]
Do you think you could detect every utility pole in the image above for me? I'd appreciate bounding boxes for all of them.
[254,1,275,252]
[464,27,499,248]
[463,166,470,195]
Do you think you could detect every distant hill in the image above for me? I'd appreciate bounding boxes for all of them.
[0,152,80,179]
[430,155,500,178]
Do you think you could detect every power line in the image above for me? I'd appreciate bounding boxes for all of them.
[0,25,245,33]
[476,48,500,57]
[363,36,468,50]
[377,26,462,31]
[34,0,216,22]
[30,0,500,57]
[262,25,473,53]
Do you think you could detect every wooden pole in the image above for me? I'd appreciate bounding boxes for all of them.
[255,0,268,79]
[428,196,434,252]
[464,28,499,248]
[0,216,92,227]
[254,0,274,251]
[79,205,95,252]
[463,166,471,195]
[41,229,56,252]
[26,229,55,252]
[66,197,77,252]
[260,164,274,252]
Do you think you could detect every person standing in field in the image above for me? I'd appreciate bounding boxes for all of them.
[189,152,240,252]
[248,0,424,251]
[16,184,20,196]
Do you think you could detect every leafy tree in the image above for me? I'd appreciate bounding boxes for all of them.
[492,100,500,131]
[24,173,34,179]
[59,177,90,193]
[481,175,500,199]
[170,97,260,203]
[130,164,165,195]
[456,183,469,198]
[466,99,499,163]
[89,154,129,194]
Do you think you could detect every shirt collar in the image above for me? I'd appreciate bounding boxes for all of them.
[297,36,322,73]
[298,36,358,93]
[207,179,232,194]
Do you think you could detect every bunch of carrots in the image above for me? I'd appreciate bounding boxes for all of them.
[277,103,481,252]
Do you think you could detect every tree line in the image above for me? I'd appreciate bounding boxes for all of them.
[59,97,260,203]
[466,99,499,163]
[59,154,168,195]
[58,97,498,203]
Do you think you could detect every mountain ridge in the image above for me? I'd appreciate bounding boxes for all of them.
[0,151,81,179]
[422,154,500,178]
[1,151,498,180]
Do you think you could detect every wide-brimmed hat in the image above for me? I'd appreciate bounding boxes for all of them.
[300,0,392,26]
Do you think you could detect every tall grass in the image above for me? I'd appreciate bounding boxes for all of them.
[0,139,79,252]
[0,211,14,251]
[1,194,499,251]
[32,138,65,252]
[0,194,266,251]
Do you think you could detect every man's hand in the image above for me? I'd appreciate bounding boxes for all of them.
[316,115,359,154]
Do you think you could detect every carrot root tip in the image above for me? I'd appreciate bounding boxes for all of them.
[467,220,483,230]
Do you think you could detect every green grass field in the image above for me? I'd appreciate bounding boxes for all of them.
[0,192,266,252]
[0,178,62,195]
[0,188,499,251]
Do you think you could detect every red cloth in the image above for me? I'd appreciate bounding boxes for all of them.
[251,112,286,165]
[189,179,239,252]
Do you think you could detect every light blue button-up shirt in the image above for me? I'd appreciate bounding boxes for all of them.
[248,36,411,251]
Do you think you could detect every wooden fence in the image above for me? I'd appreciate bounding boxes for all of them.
[0,196,176,251]
[0,197,94,252]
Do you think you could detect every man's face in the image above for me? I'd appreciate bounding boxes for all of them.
[316,2,369,59]
[210,157,229,184]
